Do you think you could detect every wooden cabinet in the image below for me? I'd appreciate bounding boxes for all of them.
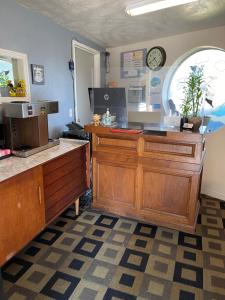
[0,143,90,267]
[85,125,204,233]
[43,147,88,223]
[0,166,45,266]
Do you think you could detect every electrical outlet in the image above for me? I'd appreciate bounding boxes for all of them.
[69,108,73,118]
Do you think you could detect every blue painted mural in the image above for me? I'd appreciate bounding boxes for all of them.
[206,103,225,132]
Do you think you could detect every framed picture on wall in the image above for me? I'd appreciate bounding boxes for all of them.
[31,64,45,85]
[120,48,147,79]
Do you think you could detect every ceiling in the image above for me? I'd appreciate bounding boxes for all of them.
[17,0,225,48]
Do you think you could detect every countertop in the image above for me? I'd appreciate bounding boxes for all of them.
[85,122,207,135]
[0,138,89,183]
[120,122,206,134]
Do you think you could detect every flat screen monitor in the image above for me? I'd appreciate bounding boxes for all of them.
[88,88,128,123]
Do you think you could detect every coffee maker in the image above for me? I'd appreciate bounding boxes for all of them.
[2,100,59,157]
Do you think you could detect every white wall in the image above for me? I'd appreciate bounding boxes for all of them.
[107,25,225,200]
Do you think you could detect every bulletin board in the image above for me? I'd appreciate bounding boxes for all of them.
[120,48,147,79]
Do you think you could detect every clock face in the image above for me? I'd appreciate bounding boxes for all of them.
[146,46,166,71]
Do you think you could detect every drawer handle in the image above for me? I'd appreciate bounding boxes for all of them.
[38,186,42,205]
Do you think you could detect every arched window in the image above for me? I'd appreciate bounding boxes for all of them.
[164,47,225,132]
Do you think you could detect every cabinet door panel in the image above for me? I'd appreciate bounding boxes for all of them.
[0,167,45,266]
[96,162,136,208]
[141,168,191,216]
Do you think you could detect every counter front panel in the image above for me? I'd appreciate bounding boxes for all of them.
[85,124,204,233]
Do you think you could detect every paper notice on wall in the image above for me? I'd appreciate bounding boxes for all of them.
[121,49,147,78]
[150,92,162,104]
[127,69,138,77]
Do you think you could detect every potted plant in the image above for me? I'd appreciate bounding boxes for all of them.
[181,65,213,131]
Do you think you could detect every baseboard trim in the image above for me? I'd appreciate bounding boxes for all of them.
[201,190,225,201]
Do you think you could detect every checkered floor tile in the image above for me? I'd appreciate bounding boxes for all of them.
[2,195,225,299]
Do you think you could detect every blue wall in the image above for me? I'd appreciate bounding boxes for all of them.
[0,0,105,137]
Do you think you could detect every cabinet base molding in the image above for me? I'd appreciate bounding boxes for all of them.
[92,200,200,234]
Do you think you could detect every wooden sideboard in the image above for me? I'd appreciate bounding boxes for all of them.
[85,125,205,233]
[0,143,90,267]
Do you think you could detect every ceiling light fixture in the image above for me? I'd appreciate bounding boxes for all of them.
[126,0,198,16]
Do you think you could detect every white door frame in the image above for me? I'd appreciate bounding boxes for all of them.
[72,40,101,123]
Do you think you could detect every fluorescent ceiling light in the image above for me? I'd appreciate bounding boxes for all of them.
[126,0,198,16]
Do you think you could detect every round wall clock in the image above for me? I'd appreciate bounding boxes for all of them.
[146,46,166,71]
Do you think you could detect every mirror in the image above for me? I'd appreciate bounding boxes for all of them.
[0,48,30,102]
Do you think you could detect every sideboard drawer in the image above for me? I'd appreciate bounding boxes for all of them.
[43,147,87,223]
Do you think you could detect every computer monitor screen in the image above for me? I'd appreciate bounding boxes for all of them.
[88,88,128,123]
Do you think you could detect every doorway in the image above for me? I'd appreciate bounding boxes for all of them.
[72,40,100,126]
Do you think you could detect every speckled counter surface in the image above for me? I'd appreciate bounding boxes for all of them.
[0,138,89,183]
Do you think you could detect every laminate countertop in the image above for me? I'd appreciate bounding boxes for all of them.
[0,138,89,183]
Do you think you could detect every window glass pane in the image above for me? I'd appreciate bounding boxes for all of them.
[168,49,225,132]
[0,58,14,86]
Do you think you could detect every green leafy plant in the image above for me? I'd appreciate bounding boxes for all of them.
[0,70,9,87]
[181,65,204,117]
[180,92,192,118]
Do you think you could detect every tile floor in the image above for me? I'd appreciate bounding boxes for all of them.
[2,195,225,299]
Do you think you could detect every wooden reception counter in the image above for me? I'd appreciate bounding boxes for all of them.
[85,124,205,233]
